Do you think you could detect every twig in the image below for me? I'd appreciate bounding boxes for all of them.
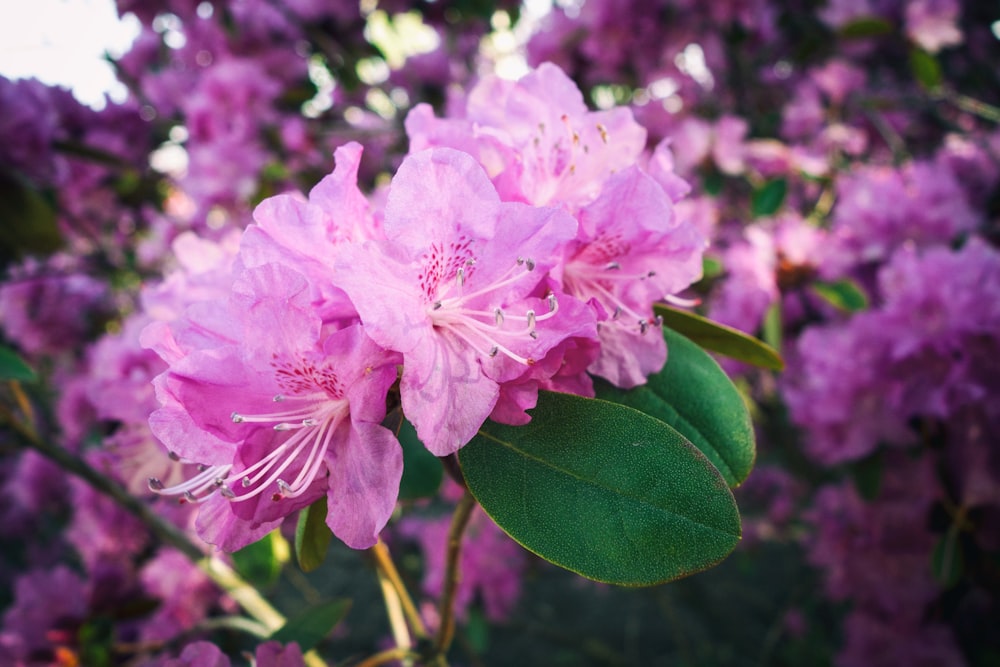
[356,647,420,667]
[371,539,429,640]
[0,399,310,657]
[434,489,477,657]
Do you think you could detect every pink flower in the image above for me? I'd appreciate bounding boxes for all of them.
[336,148,596,455]
[406,62,647,210]
[562,166,706,386]
[145,263,402,550]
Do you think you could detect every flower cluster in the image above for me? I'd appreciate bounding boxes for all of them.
[142,63,705,552]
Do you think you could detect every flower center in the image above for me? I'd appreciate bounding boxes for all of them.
[149,362,349,504]
[563,254,661,335]
[425,257,558,366]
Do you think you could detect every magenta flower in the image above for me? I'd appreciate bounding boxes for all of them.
[145,263,402,550]
[406,62,647,210]
[337,148,595,455]
[562,167,706,387]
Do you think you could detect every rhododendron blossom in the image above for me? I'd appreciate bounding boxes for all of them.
[145,263,401,550]
[337,147,597,456]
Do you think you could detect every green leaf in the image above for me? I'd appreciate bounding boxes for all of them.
[270,598,352,652]
[0,345,37,382]
[232,529,288,587]
[654,304,784,371]
[932,528,963,588]
[751,178,787,218]
[464,607,490,654]
[295,495,333,573]
[459,391,741,586]
[837,16,893,39]
[850,451,884,501]
[910,48,943,90]
[594,327,756,487]
[811,279,869,312]
[701,255,723,280]
[396,413,443,500]
[702,171,725,196]
[762,300,783,354]
[0,171,62,267]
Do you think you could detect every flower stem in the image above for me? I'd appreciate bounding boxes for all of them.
[356,647,420,667]
[434,488,477,658]
[371,538,429,640]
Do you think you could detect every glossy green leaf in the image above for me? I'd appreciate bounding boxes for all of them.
[838,16,893,39]
[0,345,37,383]
[654,304,784,371]
[595,328,756,487]
[751,178,787,218]
[395,413,443,500]
[459,391,741,586]
[295,495,333,573]
[232,529,288,587]
[910,48,943,90]
[270,599,351,652]
[811,279,869,312]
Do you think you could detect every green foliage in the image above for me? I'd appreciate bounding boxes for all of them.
[232,529,288,587]
[751,178,787,218]
[0,345,37,383]
[838,16,893,39]
[654,304,784,371]
[270,598,352,652]
[295,496,333,573]
[932,528,964,589]
[0,172,61,267]
[811,279,869,312]
[911,48,943,90]
[396,413,443,500]
[594,328,756,488]
[459,391,741,586]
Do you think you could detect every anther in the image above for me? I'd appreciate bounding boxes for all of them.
[597,123,609,143]
[648,270,657,277]
[489,346,499,358]
[655,315,664,326]
[529,331,539,339]
[242,476,252,488]
[606,261,621,270]
[613,306,623,320]
[525,258,536,271]
[183,491,198,503]
[148,477,164,491]
[197,464,209,472]
[457,267,465,286]
[526,310,537,329]
[231,412,244,423]
[302,418,318,427]
[274,423,294,431]
[277,479,291,494]
[220,485,235,499]
[639,319,649,335]
[494,307,505,326]
[432,301,442,310]
[168,451,180,461]
[273,394,285,402]
[547,293,557,311]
